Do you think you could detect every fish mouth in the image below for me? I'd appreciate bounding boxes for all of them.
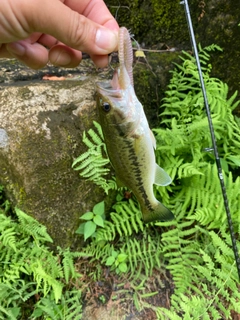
[96,68,123,98]
[96,81,112,90]
[96,81,122,99]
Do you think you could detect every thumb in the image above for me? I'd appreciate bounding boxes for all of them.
[28,0,118,55]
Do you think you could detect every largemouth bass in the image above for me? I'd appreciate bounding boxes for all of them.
[96,27,174,223]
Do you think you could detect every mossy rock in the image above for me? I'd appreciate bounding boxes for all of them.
[133,52,180,127]
[0,79,105,249]
[106,0,240,114]
[107,0,190,46]
[194,0,240,110]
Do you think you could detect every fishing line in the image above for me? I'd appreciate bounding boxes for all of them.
[180,0,240,280]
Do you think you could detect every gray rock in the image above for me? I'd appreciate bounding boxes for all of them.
[0,77,104,248]
[0,129,9,148]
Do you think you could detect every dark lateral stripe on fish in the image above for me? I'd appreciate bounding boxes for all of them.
[124,140,154,212]
[138,185,154,212]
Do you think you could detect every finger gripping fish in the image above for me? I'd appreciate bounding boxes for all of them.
[96,27,174,223]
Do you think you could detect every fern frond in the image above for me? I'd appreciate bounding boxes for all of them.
[173,164,227,217]
[32,289,82,320]
[157,216,202,297]
[15,207,53,243]
[92,198,144,243]
[157,222,239,319]
[185,168,240,228]
[123,231,163,278]
[82,122,104,150]
[177,162,204,179]
[72,121,117,193]
[0,227,17,252]
[58,247,83,283]
[31,259,63,302]
[111,199,144,237]
[0,214,17,252]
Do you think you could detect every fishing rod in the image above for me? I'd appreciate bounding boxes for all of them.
[180,0,240,280]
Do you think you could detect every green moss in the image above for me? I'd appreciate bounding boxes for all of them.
[106,0,189,45]
[133,52,180,127]
[106,0,240,113]
[18,87,31,97]
[195,1,240,105]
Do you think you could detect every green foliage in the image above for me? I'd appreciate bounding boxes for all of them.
[76,200,105,241]
[156,222,240,319]
[107,0,187,45]
[154,45,240,227]
[15,207,53,244]
[105,249,128,274]
[72,121,117,193]
[1,42,239,319]
[73,44,240,318]
[80,194,164,278]
[155,45,240,176]
[153,45,240,318]
[0,189,83,319]
[0,208,64,303]
[32,289,82,320]
[97,196,144,240]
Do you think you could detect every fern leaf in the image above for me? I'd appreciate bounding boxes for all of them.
[72,122,117,193]
[15,207,53,243]
[0,228,17,252]
[59,248,82,283]
[32,259,63,302]
[177,162,204,179]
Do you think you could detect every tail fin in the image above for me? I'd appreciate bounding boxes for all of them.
[142,201,174,223]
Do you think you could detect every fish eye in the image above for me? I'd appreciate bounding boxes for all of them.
[102,102,111,112]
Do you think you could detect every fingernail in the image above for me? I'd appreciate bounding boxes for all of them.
[53,51,72,66]
[95,28,118,52]
[7,42,26,56]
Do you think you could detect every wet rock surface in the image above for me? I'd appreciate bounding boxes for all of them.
[0,58,108,249]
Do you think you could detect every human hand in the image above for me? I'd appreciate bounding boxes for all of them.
[0,0,119,69]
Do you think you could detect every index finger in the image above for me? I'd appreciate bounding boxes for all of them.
[64,0,118,29]
[27,0,119,55]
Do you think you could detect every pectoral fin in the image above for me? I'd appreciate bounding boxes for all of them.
[154,164,172,186]
[149,129,156,149]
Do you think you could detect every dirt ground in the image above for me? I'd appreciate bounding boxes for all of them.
[75,258,174,320]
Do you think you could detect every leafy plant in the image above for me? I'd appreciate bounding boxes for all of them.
[105,249,128,274]
[73,44,240,318]
[1,41,239,319]
[32,289,82,320]
[80,193,164,278]
[153,45,240,318]
[76,200,105,241]
[72,121,117,193]
[0,187,83,319]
